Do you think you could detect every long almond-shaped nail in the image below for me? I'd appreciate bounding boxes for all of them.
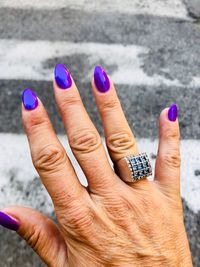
[22,88,38,110]
[94,66,110,93]
[54,64,72,89]
[168,104,178,122]
[0,211,19,231]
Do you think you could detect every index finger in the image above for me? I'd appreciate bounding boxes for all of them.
[22,88,85,211]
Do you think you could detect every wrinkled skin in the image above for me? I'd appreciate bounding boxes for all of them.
[3,71,192,267]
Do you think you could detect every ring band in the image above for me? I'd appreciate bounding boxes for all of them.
[114,153,152,183]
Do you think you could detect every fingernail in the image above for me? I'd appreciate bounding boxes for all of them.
[168,104,178,122]
[0,211,20,231]
[94,66,110,93]
[22,88,38,110]
[54,64,72,89]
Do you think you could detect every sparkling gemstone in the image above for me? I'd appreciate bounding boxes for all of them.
[136,158,141,164]
[141,155,146,161]
[138,164,143,170]
[134,171,139,177]
[131,158,137,165]
[133,165,138,171]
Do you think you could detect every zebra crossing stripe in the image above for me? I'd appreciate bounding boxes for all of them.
[0,0,188,19]
[0,39,197,87]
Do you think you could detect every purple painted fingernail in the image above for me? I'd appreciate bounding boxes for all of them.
[168,104,178,122]
[54,64,72,89]
[22,88,38,110]
[94,66,110,93]
[0,211,19,231]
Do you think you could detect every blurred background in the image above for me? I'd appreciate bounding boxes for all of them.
[0,0,200,266]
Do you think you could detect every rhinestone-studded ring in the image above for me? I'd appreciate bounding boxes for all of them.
[114,153,152,183]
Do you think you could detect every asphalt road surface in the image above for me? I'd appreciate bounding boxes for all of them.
[0,1,199,266]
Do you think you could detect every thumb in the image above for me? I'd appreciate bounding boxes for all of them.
[0,206,68,266]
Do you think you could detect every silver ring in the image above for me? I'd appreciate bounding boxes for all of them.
[114,153,152,183]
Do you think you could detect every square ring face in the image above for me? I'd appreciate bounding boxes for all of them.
[128,153,152,181]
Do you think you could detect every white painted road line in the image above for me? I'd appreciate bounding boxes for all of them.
[0,134,199,213]
[0,0,189,19]
[0,39,187,87]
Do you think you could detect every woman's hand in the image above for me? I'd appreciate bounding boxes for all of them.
[0,65,192,266]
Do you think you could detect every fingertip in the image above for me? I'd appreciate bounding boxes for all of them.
[0,209,20,231]
[1,206,22,224]
[159,105,179,127]
[21,88,38,111]
[21,97,51,137]
[159,105,180,141]
[21,95,43,121]
[54,63,72,90]
[93,65,111,93]
[168,103,178,122]
[21,89,44,130]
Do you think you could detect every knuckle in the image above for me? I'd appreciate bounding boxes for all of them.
[139,194,155,212]
[24,115,50,135]
[53,190,72,210]
[162,127,180,140]
[59,203,94,235]
[33,144,66,173]
[59,95,82,110]
[107,199,134,221]
[54,188,83,211]
[99,99,120,112]
[69,130,101,153]
[70,206,94,230]
[25,224,45,252]
[106,131,136,154]
[160,150,181,169]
